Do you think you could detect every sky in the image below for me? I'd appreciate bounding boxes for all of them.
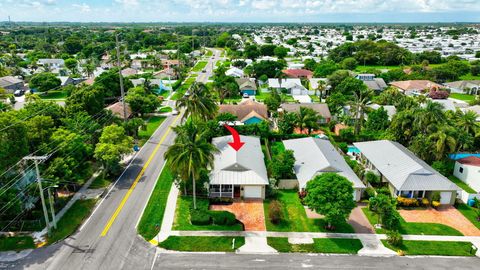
[0,0,480,23]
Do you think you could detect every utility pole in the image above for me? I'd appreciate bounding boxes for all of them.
[47,188,57,229]
[115,33,127,121]
[23,156,51,234]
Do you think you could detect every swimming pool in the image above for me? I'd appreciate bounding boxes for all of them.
[348,145,360,154]
[449,153,480,160]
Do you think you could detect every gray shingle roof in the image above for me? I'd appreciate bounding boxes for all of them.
[210,136,268,185]
[283,137,365,189]
[354,140,457,191]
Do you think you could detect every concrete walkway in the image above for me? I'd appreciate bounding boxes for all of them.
[150,184,179,245]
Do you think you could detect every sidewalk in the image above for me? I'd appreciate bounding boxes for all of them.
[150,184,179,246]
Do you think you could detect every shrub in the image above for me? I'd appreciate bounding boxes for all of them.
[268,200,283,224]
[386,230,403,247]
[363,187,376,200]
[431,160,454,177]
[337,142,348,154]
[365,172,380,186]
[190,210,212,225]
[383,209,401,230]
[211,211,237,225]
[432,201,441,209]
[376,187,391,196]
[432,191,441,202]
[397,196,419,207]
[421,198,430,207]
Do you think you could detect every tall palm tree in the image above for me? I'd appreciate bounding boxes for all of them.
[428,126,457,161]
[176,82,218,121]
[315,80,327,103]
[348,89,372,135]
[275,70,287,93]
[456,110,479,136]
[295,107,320,135]
[414,101,445,133]
[164,120,218,209]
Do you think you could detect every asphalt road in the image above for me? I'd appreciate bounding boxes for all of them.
[7,112,181,270]
[196,48,222,83]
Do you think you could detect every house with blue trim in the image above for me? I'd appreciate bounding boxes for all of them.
[218,99,268,125]
[235,78,257,96]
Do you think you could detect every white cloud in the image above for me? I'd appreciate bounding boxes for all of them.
[72,3,91,13]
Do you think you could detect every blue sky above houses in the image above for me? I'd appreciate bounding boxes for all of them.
[0,0,479,22]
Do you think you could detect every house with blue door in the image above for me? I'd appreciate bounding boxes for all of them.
[218,99,268,125]
[235,78,257,96]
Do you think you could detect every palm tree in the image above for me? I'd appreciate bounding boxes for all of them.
[164,119,217,209]
[414,101,445,133]
[315,80,327,103]
[176,82,218,121]
[275,70,287,93]
[456,110,479,136]
[348,89,372,135]
[295,107,320,135]
[428,126,457,161]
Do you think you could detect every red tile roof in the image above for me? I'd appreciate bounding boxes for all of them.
[282,69,313,78]
[458,156,480,167]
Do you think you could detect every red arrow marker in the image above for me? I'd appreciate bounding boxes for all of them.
[224,124,245,151]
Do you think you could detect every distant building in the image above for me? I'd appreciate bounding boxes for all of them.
[355,74,387,92]
[37,59,65,68]
[225,67,244,78]
[235,78,257,96]
[444,80,480,95]
[0,76,24,93]
[282,69,313,79]
[279,103,331,123]
[390,80,443,96]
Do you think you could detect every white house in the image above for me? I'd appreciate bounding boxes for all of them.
[209,136,269,199]
[225,67,244,78]
[283,137,365,201]
[354,140,458,205]
[267,78,309,96]
[454,156,480,192]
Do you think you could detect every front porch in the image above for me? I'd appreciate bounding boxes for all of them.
[209,184,265,199]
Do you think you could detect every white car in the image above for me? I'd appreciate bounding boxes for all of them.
[171,110,179,115]
[242,93,249,98]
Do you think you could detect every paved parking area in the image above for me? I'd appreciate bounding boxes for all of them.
[210,199,266,231]
[399,206,480,236]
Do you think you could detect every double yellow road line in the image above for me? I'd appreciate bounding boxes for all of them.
[100,114,181,237]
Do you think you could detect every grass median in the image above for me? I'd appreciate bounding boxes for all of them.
[137,168,174,240]
[159,236,244,252]
[267,237,362,254]
[382,240,475,256]
[0,235,35,252]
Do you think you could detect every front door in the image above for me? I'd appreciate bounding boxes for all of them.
[234,186,241,198]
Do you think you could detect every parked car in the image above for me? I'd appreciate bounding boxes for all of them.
[171,110,179,115]
[14,90,25,97]
[242,93,249,98]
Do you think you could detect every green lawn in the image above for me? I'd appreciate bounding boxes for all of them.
[460,73,480,81]
[138,168,175,240]
[449,93,475,102]
[205,50,213,57]
[456,204,480,230]
[267,237,362,254]
[355,65,400,72]
[254,90,270,101]
[38,90,68,100]
[172,77,196,100]
[382,240,475,256]
[159,236,244,252]
[138,116,166,144]
[89,174,112,189]
[362,207,463,236]
[264,190,354,233]
[173,196,243,231]
[158,106,173,113]
[47,199,97,244]
[0,236,35,252]
[448,175,477,193]
[192,61,208,72]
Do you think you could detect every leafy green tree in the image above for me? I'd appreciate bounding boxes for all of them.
[269,150,295,179]
[273,46,289,59]
[65,58,78,74]
[278,112,297,134]
[336,77,366,96]
[65,85,105,116]
[314,60,339,77]
[369,194,401,230]
[94,68,134,98]
[164,119,217,209]
[365,106,389,131]
[260,44,276,56]
[64,36,83,54]
[244,44,260,60]
[0,111,29,170]
[123,117,146,139]
[94,125,133,176]
[341,57,358,70]
[304,173,356,230]
[176,82,218,121]
[25,115,54,150]
[249,60,285,78]
[264,90,282,112]
[125,86,161,116]
[29,72,61,92]
[327,70,350,91]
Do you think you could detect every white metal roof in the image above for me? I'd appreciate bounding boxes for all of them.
[283,137,365,190]
[354,140,457,191]
[209,136,268,186]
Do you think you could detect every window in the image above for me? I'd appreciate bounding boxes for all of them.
[221,185,233,192]
[459,167,464,173]
[400,190,412,198]
[210,185,220,192]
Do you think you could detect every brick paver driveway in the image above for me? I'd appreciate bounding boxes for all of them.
[348,206,375,234]
[399,206,480,236]
[210,199,266,231]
